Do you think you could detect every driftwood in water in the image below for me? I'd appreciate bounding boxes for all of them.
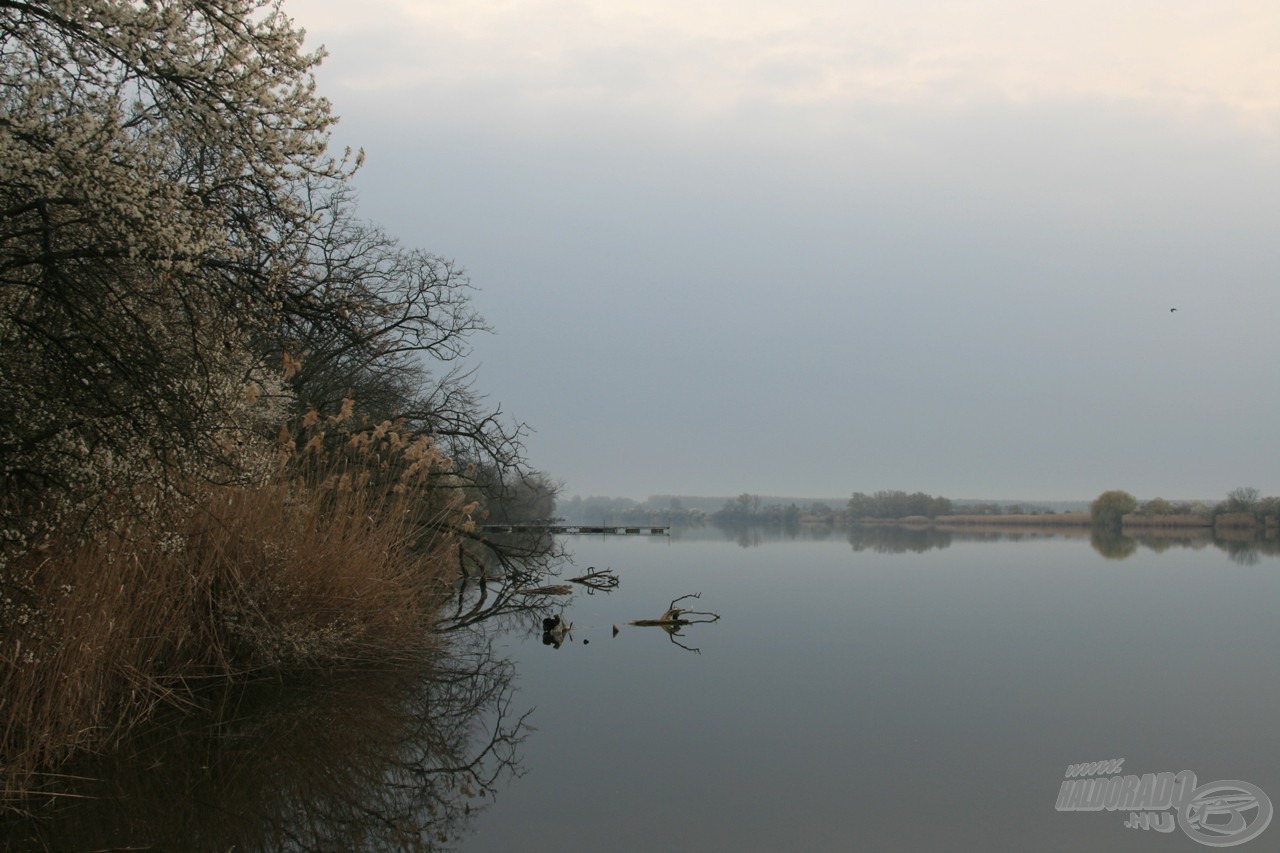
[629,593,720,653]
[629,592,720,627]
[516,567,618,598]
[567,566,620,593]
[514,584,573,596]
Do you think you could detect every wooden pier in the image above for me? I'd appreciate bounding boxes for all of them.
[479,524,669,536]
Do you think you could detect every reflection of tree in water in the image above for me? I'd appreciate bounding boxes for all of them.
[729,519,1280,565]
[1219,538,1263,566]
[714,524,840,548]
[3,627,525,851]
[1090,528,1139,560]
[3,534,575,851]
[1129,533,1212,554]
[847,526,954,554]
[1088,528,1280,564]
[728,525,764,548]
[1212,529,1280,565]
[442,531,569,631]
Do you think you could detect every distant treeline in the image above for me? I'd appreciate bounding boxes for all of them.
[555,495,710,526]
[554,487,1280,532]
[711,494,842,528]
[1090,487,1280,530]
[708,490,1063,530]
[847,491,953,520]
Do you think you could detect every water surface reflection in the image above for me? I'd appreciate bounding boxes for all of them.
[8,525,1280,850]
[467,528,1280,852]
[712,517,1279,561]
[3,628,524,851]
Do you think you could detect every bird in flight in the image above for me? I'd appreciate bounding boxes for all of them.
[1170,308,1177,312]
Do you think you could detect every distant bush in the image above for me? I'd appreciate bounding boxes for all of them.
[1138,498,1175,516]
[1090,490,1137,529]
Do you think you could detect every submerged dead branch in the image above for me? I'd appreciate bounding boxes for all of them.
[628,593,720,654]
[513,585,572,596]
[567,566,619,594]
[629,592,720,627]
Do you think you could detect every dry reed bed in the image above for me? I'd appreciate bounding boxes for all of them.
[1120,514,1212,528]
[1211,512,1263,529]
[1,414,471,803]
[931,513,1093,526]
[913,513,1237,529]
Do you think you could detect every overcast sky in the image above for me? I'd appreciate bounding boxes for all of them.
[284,0,1280,502]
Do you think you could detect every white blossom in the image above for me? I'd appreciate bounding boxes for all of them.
[1,1,342,562]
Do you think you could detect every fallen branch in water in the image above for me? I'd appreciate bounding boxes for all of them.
[629,592,720,627]
[567,566,619,593]
[628,592,719,654]
[514,584,573,596]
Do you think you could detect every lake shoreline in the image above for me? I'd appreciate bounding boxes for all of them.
[856,512,1278,533]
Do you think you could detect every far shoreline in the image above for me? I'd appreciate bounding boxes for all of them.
[854,512,1278,533]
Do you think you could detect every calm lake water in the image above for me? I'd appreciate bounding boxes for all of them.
[6,526,1279,851]
[466,526,1280,852]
